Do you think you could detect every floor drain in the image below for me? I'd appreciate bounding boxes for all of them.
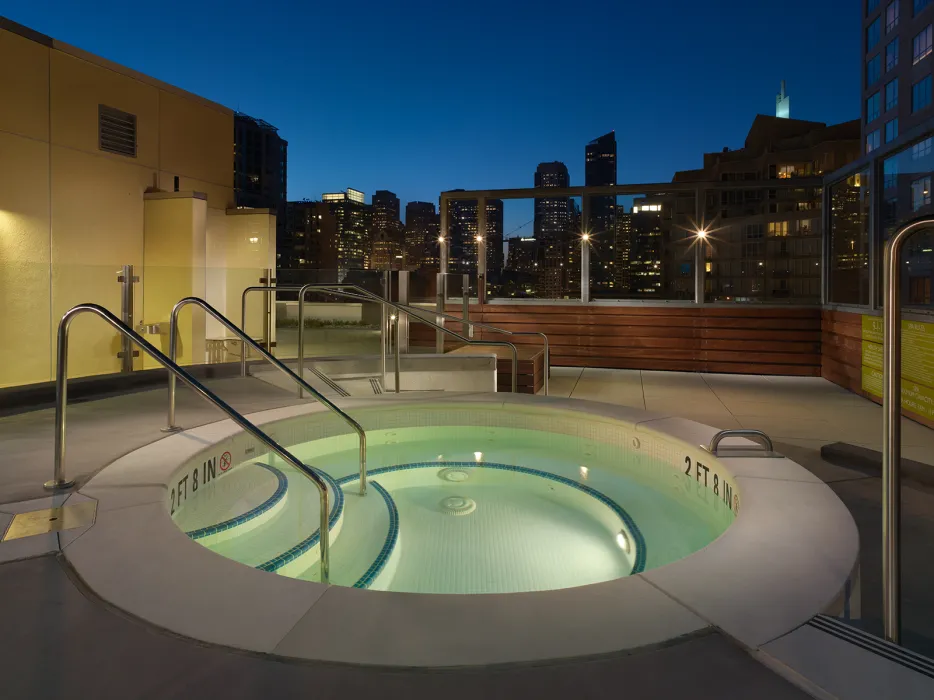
[438,468,470,483]
[440,496,476,516]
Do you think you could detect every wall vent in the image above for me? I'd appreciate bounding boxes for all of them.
[98,105,137,157]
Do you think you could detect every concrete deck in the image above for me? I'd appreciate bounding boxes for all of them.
[1,368,934,697]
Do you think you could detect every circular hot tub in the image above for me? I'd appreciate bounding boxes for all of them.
[64,393,860,667]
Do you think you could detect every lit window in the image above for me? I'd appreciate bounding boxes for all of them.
[777,165,796,179]
[868,17,882,50]
[911,176,932,210]
[768,221,789,237]
[885,117,899,142]
[912,75,932,112]
[886,38,899,71]
[867,91,881,122]
[885,78,899,109]
[886,1,899,32]
[914,25,933,63]
[866,129,881,153]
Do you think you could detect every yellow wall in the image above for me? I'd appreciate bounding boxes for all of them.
[0,22,272,388]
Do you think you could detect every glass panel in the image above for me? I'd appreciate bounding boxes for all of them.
[591,191,696,300]
[881,133,934,307]
[829,172,871,305]
[703,184,822,303]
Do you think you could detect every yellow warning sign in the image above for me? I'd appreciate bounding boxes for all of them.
[861,316,934,422]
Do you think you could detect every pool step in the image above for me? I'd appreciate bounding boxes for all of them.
[200,463,344,576]
[173,462,287,545]
[298,480,400,588]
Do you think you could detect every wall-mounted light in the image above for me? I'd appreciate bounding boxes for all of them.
[248,236,260,244]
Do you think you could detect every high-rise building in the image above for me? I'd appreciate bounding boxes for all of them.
[614,212,632,293]
[862,1,934,155]
[776,80,791,119]
[405,201,440,268]
[370,190,402,270]
[674,115,860,302]
[534,162,571,297]
[585,132,617,294]
[282,201,338,270]
[447,196,504,274]
[322,188,371,276]
[234,113,288,248]
[627,200,666,296]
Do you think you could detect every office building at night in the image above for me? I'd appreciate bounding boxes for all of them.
[585,131,617,294]
[405,201,440,269]
[370,190,403,270]
[534,162,571,297]
[234,112,288,248]
[447,196,504,275]
[282,200,338,270]
[322,188,371,275]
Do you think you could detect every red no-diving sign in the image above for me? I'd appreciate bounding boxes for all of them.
[220,451,232,471]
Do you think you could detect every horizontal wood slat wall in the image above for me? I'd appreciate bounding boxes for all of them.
[821,309,934,430]
[409,304,821,376]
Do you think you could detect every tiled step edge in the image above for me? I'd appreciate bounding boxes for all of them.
[351,481,398,589]
[185,463,288,542]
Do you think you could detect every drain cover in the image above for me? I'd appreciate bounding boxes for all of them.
[438,468,470,483]
[440,496,476,516]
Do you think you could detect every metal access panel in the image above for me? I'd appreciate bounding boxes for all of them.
[2,501,97,541]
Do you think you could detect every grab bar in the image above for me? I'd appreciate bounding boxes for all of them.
[46,303,331,583]
[293,284,521,393]
[707,429,774,455]
[166,297,367,496]
[391,301,550,396]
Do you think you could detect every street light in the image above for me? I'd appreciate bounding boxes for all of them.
[694,228,708,303]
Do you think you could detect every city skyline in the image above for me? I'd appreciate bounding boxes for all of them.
[2,0,861,235]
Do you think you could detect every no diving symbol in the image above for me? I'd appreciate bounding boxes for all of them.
[220,451,232,471]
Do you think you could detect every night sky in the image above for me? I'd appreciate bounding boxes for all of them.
[4,0,859,235]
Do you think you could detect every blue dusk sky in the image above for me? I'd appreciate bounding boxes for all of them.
[3,0,859,236]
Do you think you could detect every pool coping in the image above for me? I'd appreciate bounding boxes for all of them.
[61,392,860,667]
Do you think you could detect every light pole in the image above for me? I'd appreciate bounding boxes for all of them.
[580,232,591,304]
[694,229,708,304]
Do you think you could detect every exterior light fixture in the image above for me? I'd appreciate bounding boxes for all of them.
[581,233,590,242]
[438,236,445,243]
[475,235,483,243]
[616,529,631,553]
[695,229,708,239]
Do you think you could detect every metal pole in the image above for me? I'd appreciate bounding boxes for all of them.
[263,267,274,354]
[394,311,401,393]
[435,272,445,354]
[694,238,705,304]
[298,291,306,398]
[462,273,470,337]
[47,317,76,490]
[881,215,934,644]
[381,301,388,387]
[118,264,138,372]
[477,197,487,305]
[581,195,591,303]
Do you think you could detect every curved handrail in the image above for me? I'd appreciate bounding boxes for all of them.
[881,214,934,644]
[166,297,367,496]
[293,284,520,393]
[391,301,550,395]
[47,303,331,583]
[706,429,773,455]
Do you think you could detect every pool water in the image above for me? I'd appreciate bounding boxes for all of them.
[174,426,734,594]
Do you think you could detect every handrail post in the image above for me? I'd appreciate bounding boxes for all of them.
[881,215,934,644]
[298,286,306,398]
[394,311,402,393]
[163,305,183,433]
[47,316,76,490]
[381,301,388,389]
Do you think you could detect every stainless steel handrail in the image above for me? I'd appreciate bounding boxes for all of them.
[392,301,550,395]
[881,215,934,644]
[706,429,773,455]
[295,284,520,393]
[45,303,331,583]
[165,297,367,496]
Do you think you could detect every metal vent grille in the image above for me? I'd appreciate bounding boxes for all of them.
[98,105,137,157]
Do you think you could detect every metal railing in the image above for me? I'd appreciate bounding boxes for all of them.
[393,301,550,395]
[294,284,521,393]
[165,297,367,495]
[45,303,332,583]
[881,215,934,644]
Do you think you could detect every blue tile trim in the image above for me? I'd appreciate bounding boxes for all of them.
[185,463,287,541]
[336,461,647,575]
[352,481,399,589]
[256,467,345,572]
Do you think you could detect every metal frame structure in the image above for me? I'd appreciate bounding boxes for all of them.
[165,297,367,496]
[45,303,332,583]
[881,215,934,644]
